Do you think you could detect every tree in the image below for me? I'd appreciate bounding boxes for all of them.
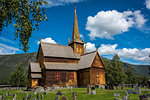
[105,54,125,86]
[124,65,136,84]
[8,62,27,87]
[0,0,48,52]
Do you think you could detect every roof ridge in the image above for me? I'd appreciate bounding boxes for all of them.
[41,42,71,47]
[81,50,96,56]
[44,62,77,64]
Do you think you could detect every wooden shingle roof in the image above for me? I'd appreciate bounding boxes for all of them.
[31,73,42,78]
[41,42,80,59]
[30,62,41,72]
[78,51,96,69]
[44,62,78,70]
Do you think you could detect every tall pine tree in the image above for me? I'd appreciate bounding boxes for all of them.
[105,54,125,86]
[124,65,136,84]
[8,62,27,87]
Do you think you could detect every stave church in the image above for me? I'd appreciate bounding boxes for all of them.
[28,6,106,88]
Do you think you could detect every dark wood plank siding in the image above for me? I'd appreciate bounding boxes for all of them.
[44,57,79,63]
[37,46,44,65]
[77,69,90,87]
[45,71,77,87]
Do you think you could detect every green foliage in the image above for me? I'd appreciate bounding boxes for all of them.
[113,54,120,61]
[105,54,125,85]
[124,65,136,84]
[0,0,48,52]
[8,62,27,86]
[136,75,149,85]
[0,52,37,80]
[105,54,150,85]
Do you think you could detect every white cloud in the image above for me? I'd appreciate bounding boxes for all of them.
[42,0,85,7]
[37,37,57,44]
[98,44,117,55]
[85,42,96,52]
[145,0,150,9]
[0,43,20,55]
[86,10,147,40]
[134,10,147,28]
[98,44,150,63]
[0,37,15,44]
[84,42,150,64]
[80,34,83,38]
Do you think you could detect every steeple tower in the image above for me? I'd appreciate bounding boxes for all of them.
[72,5,81,42]
[68,3,84,55]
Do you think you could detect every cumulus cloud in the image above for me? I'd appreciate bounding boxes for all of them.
[37,37,57,44]
[145,0,150,9]
[98,44,150,63]
[84,42,150,64]
[85,42,96,52]
[98,44,117,55]
[86,10,147,40]
[42,0,85,7]
[0,43,20,55]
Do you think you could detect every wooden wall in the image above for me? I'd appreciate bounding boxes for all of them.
[69,42,84,55]
[77,69,90,87]
[37,46,45,69]
[45,70,77,87]
[44,57,79,63]
[91,52,104,68]
[90,68,106,85]
[27,73,32,88]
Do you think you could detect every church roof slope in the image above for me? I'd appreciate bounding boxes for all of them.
[41,42,80,59]
[44,62,78,70]
[30,62,41,72]
[31,73,42,78]
[78,51,96,69]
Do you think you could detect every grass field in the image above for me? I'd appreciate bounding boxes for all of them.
[0,88,150,100]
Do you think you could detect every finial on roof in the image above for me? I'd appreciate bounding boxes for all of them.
[96,44,100,51]
[75,0,76,11]
[82,35,84,43]
[84,45,86,53]
[68,37,70,44]
[38,37,42,44]
[59,40,60,45]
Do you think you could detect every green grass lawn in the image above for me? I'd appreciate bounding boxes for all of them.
[0,88,150,100]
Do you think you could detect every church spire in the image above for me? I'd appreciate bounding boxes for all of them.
[68,2,85,55]
[72,3,81,42]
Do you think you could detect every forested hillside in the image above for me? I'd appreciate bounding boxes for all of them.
[0,52,149,81]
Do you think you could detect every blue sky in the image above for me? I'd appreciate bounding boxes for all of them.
[0,0,150,65]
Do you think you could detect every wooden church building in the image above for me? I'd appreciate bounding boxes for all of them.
[28,7,106,88]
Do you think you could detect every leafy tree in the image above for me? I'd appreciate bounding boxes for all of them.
[124,65,136,84]
[104,60,114,85]
[0,79,7,85]
[8,62,27,87]
[105,54,125,86]
[137,76,149,86]
[0,0,48,52]
[113,54,120,61]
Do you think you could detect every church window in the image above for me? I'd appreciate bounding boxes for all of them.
[56,72,60,80]
[70,73,74,80]
[96,74,100,84]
